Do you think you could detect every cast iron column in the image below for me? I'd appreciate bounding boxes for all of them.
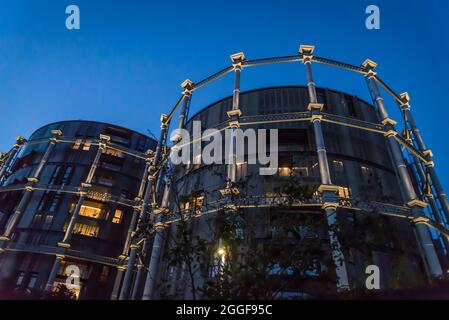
[226,52,245,186]
[364,60,443,277]
[142,181,171,299]
[300,44,350,291]
[119,115,168,300]
[399,93,449,223]
[120,158,151,259]
[0,136,25,184]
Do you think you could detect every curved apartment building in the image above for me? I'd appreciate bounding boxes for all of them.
[153,86,436,298]
[0,120,156,299]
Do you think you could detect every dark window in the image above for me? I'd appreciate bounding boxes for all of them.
[136,137,146,152]
[316,91,326,104]
[61,166,73,185]
[93,175,115,187]
[43,215,54,228]
[48,194,62,212]
[48,166,61,185]
[345,95,357,117]
[279,155,293,168]
[100,161,122,172]
[278,129,309,150]
[99,266,109,282]
[333,160,344,173]
[37,193,49,212]
[104,126,131,146]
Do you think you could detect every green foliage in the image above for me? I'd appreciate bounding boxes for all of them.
[160,166,425,299]
[201,209,335,300]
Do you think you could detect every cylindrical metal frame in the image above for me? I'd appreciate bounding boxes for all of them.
[2,45,449,298]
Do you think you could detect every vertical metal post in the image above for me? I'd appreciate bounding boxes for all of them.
[0,131,61,247]
[43,255,64,293]
[112,153,151,299]
[140,80,192,300]
[130,255,146,300]
[411,153,446,227]
[0,136,25,184]
[142,181,171,300]
[119,115,168,300]
[300,45,350,291]
[119,244,138,300]
[170,80,192,144]
[226,52,245,186]
[364,61,443,277]
[178,80,192,131]
[399,93,449,223]
[110,266,126,300]
[120,159,150,258]
[111,266,125,300]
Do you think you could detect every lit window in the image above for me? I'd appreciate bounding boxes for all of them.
[82,140,92,151]
[181,195,204,213]
[112,209,123,224]
[73,223,99,237]
[86,191,111,202]
[278,167,292,177]
[338,187,351,199]
[195,196,204,208]
[72,139,82,150]
[104,148,124,158]
[79,205,102,219]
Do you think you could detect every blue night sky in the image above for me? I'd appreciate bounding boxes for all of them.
[0,0,448,186]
